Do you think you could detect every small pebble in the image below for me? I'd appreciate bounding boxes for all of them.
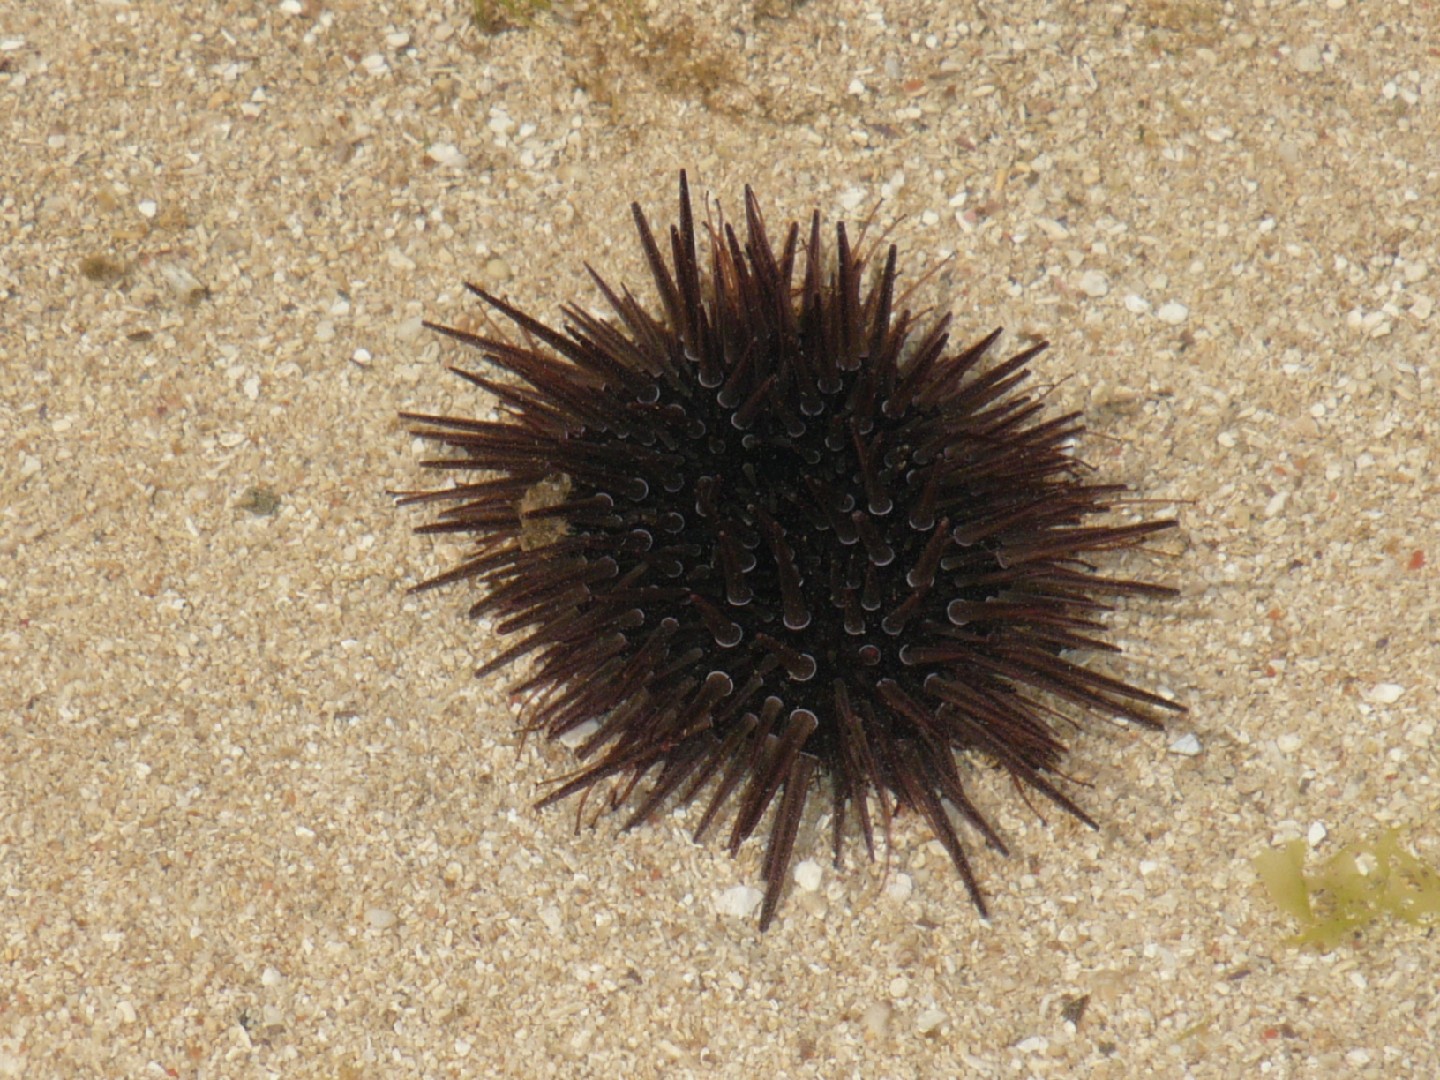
[915,1008,946,1035]
[1078,270,1109,298]
[1156,301,1189,325]
[1168,732,1202,756]
[1124,293,1151,314]
[557,719,599,748]
[794,859,823,892]
[427,143,466,169]
[1370,682,1403,704]
[885,872,913,902]
[365,907,397,930]
[483,257,512,285]
[862,1002,891,1038]
[714,885,762,918]
[159,262,205,303]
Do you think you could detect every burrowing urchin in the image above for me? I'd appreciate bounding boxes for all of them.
[398,173,1184,930]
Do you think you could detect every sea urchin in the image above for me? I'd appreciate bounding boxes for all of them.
[399,173,1183,930]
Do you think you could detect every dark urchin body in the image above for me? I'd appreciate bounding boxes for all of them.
[401,174,1183,930]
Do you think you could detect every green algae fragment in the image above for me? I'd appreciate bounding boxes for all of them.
[1254,829,1440,951]
[1254,839,1312,922]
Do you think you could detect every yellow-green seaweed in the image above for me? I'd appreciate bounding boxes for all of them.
[1254,829,1440,950]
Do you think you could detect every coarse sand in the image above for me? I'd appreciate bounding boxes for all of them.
[2,1,1436,1076]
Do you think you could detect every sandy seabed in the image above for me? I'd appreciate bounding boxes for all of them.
[2,0,1436,1076]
